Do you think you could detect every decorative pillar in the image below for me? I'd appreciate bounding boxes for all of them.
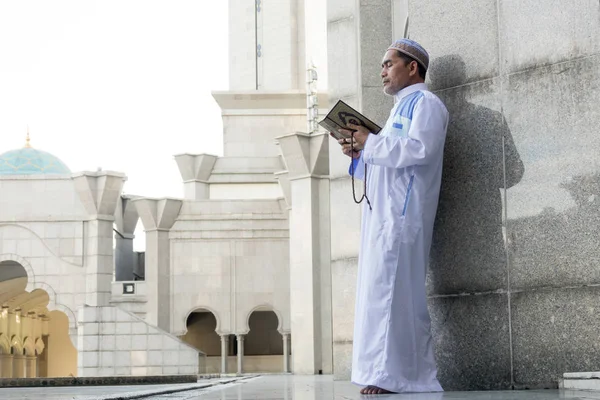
[73,171,127,306]
[134,198,182,330]
[276,132,332,375]
[220,334,229,374]
[13,354,26,378]
[174,154,218,200]
[26,356,37,378]
[236,334,245,375]
[0,354,13,378]
[282,332,290,373]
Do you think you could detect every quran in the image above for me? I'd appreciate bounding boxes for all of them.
[319,100,382,140]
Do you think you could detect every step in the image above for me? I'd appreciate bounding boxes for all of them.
[562,372,600,391]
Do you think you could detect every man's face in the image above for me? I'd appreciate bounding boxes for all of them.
[381,50,417,96]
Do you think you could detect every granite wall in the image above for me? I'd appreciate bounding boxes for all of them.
[327,0,600,390]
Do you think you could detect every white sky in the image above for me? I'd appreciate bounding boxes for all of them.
[0,0,229,199]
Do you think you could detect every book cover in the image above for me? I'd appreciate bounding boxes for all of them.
[319,100,382,140]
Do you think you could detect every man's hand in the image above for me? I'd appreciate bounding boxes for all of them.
[329,132,361,159]
[329,123,371,159]
[339,123,371,148]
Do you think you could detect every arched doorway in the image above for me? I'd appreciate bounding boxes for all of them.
[179,309,221,373]
[244,310,286,373]
[0,260,76,378]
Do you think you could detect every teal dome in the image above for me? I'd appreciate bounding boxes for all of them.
[0,146,71,175]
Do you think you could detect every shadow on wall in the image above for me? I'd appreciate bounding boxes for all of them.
[424,54,524,390]
[424,54,600,390]
[427,54,524,295]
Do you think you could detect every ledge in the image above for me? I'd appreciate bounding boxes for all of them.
[0,375,197,388]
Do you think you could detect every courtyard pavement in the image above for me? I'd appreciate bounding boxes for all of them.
[167,375,600,400]
[2,375,600,399]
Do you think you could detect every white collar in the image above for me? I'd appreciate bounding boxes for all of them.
[394,83,428,102]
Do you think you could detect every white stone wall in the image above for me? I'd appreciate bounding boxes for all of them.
[209,183,282,200]
[222,114,307,158]
[170,199,290,337]
[0,181,86,309]
[228,0,257,90]
[1,175,202,377]
[0,207,88,341]
[110,281,148,319]
[77,306,200,376]
[260,1,298,90]
[0,176,87,221]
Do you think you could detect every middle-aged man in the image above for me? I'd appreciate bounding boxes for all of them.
[334,39,449,395]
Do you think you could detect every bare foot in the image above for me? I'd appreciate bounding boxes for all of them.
[360,385,395,395]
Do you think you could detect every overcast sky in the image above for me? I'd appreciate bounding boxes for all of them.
[0,0,229,198]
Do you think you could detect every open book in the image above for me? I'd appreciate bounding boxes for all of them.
[318,100,382,140]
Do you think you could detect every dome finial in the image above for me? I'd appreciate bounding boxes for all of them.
[25,126,31,148]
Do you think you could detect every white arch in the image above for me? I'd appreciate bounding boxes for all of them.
[0,333,10,354]
[0,254,78,345]
[243,304,283,335]
[31,281,78,339]
[23,336,36,357]
[182,305,222,335]
[35,337,45,356]
[0,253,36,285]
[10,335,23,355]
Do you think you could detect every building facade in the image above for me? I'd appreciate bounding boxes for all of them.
[1,0,599,390]
[0,0,330,379]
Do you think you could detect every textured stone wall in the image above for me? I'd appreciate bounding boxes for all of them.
[77,306,200,377]
[326,0,600,390]
[412,0,600,391]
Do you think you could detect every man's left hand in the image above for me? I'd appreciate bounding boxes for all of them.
[338,123,371,149]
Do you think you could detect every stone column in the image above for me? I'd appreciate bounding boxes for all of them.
[276,132,332,375]
[26,356,37,378]
[220,334,229,374]
[73,171,126,306]
[13,354,26,378]
[134,198,182,330]
[174,154,218,200]
[236,334,244,375]
[282,332,290,373]
[0,354,13,378]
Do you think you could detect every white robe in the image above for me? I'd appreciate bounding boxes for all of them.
[350,83,449,393]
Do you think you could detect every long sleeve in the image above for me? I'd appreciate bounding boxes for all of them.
[348,152,366,180]
[361,96,448,169]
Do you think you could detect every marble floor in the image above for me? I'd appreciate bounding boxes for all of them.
[0,382,190,399]
[151,376,600,400]
[2,376,600,400]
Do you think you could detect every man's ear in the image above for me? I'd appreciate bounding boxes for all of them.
[409,60,419,77]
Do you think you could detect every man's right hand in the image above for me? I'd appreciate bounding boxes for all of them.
[329,133,361,159]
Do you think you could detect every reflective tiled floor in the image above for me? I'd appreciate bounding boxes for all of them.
[2,376,600,400]
[154,376,600,400]
[0,382,188,399]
